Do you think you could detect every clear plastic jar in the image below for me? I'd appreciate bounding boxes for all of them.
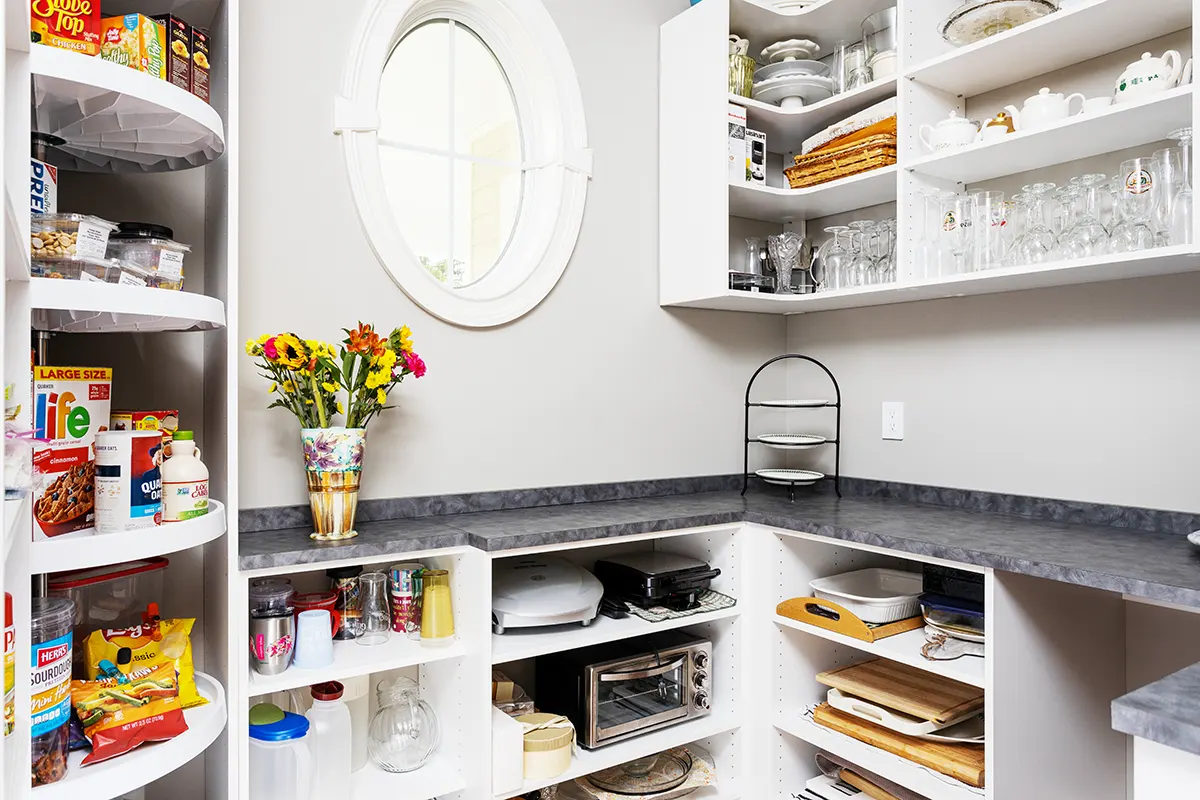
[106,223,190,291]
[31,597,74,787]
[31,214,117,260]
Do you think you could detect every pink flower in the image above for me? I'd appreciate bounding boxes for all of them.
[263,337,278,360]
[403,351,427,379]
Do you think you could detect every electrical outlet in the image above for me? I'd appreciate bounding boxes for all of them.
[882,402,904,440]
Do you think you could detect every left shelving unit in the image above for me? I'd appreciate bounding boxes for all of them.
[4,1,239,798]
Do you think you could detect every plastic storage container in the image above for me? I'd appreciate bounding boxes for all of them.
[306,682,352,798]
[32,255,157,287]
[31,213,117,259]
[106,222,190,291]
[31,596,75,786]
[249,704,314,800]
[250,578,294,616]
[48,557,168,663]
[809,568,923,624]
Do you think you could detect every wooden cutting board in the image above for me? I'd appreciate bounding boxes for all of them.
[816,658,983,724]
[839,769,902,800]
[815,703,986,788]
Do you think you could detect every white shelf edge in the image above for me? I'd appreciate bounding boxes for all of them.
[350,750,466,798]
[730,77,897,119]
[30,280,226,333]
[733,164,898,201]
[32,672,227,800]
[492,604,741,664]
[497,713,740,799]
[29,499,226,574]
[6,192,29,282]
[248,635,466,697]
[4,496,29,561]
[776,710,985,800]
[773,614,985,688]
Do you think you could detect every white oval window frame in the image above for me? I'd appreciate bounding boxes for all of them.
[335,0,592,328]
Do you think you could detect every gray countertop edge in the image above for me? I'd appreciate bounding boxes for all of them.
[1112,663,1200,756]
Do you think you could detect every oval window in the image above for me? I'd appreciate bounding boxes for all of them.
[379,21,523,289]
[336,0,592,328]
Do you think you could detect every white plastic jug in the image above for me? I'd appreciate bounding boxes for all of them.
[249,705,313,800]
[305,683,352,797]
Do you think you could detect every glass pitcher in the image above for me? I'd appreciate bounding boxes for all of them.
[368,676,439,773]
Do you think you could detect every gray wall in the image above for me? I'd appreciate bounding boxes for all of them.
[238,0,785,509]
[786,273,1200,512]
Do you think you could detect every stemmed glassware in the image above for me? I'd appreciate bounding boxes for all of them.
[1168,127,1193,245]
[819,226,851,291]
[848,221,877,285]
[1110,158,1159,253]
[1015,182,1058,264]
[1058,174,1110,259]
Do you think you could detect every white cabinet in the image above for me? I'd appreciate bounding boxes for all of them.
[660,0,1200,314]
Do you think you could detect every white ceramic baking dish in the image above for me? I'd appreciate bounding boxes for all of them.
[808,567,923,624]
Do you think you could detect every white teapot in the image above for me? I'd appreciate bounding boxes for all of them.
[918,110,979,152]
[1114,51,1183,104]
[1003,87,1084,131]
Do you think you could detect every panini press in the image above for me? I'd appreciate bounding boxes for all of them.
[592,551,721,610]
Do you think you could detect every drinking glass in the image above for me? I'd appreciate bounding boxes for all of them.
[1169,127,1194,245]
[1061,173,1109,259]
[831,41,851,93]
[844,43,873,90]
[1004,193,1029,266]
[910,190,934,280]
[848,221,877,284]
[820,226,851,290]
[1016,182,1058,264]
[293,610,334,669]
[1153,145,1184,246]
[939,194,974,273]
[357,572,391,646]
[876,219,897,283]
[970,190,1005,271]
[1110,158,1159,253]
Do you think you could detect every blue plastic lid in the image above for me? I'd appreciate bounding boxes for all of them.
[248,705,310,742]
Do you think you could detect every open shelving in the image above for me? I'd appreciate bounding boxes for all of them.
[732,77,897,152]
[351,751,467,799]
[30,280,227,333]
[729,164,898,222]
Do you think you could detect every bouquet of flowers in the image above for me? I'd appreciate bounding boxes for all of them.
[245,322,427,429]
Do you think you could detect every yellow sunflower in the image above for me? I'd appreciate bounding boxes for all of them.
[274,333,307,369]
[321,381,339,394]
[282,380,295,393]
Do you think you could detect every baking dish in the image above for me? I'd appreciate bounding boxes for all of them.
[808,567,923,624]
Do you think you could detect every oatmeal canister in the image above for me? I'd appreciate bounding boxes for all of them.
[31,597,74,787]
[94,430,162,533]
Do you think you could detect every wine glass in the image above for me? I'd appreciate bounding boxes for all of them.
[1061,174,1110,259]
[1015,182,1057,264]
[848,221,877,285]
[1169,127,1194,245]
[939,194,974,273]
[819,226,850,290]
[1110,158,1159,253]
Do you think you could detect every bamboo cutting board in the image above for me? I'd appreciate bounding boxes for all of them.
[814,703,986,788]
[816,658,983,724]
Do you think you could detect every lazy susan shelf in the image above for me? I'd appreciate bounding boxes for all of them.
[32,672,227,800]
[29,500,226,574]
[31,45,225,172]
[30,280,226,332]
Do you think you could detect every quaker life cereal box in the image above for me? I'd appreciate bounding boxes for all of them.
[31,0,101,56]
[191,27,210,103]
[32,366,112,540]
[30,158,57,216]
[100,14,165,80]
[152,15,191,92]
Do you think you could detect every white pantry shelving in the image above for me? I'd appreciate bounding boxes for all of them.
[29,500,227,574]
[29,280,227,332]
[660,0,1200,314]
[352,751,467,799]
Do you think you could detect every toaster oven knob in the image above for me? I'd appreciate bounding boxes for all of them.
[693,691,710,710]
[693,672,708,690]
[693,651,709,670]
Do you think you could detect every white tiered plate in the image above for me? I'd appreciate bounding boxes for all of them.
[33,672,226,800]
[32,45,225,172]
[756,468,824,486]
[757,434,827,449]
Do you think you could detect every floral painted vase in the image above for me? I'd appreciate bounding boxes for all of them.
[301,427,365,541]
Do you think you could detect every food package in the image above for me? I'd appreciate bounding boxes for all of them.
[32,366,112,539]
[100,14,166,79]
[801,97,898,155]
[110,410,179,453]
[190,27,210,102]
[31,157,57,215]
[31,0,101,55]
[70,661,187,765]
[84,612,205,709]
[152,14,191,91]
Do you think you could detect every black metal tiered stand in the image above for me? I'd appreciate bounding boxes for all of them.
[742,354,842,501]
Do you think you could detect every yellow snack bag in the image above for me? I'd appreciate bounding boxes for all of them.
[84,609,204,709]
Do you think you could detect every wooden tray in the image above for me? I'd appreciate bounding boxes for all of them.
[816,658,984,724]
[784,138,896,189]
[776,597,923,643]
[814,703,985,788]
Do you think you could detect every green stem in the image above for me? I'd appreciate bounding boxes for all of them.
[309,372,328,428]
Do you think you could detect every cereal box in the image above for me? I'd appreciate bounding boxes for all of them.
[152,15,191,92]
[31,0,101,56]
[100,14,165,80]
[110,410,178,455]
[32,366,112,540]
[190,27,210,103]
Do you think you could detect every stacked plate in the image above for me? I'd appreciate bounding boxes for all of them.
[940,0,1059,46]
[754,39,833,109]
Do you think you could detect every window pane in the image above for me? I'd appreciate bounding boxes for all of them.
[453,160,521,286]
[379,22,450,151]
[380,148,454,285]
[453,26,520,163]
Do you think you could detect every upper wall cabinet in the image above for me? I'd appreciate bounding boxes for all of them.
[660,0,1200,315]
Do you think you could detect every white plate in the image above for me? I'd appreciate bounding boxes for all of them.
[919,714,986,743]
[751,74,835,108]
[757,398,831,408]
[755,468,824,486]
[757,433,827,449]
[1189,531,1200,549]
[754,59,830,83]
[761,39,820,64]
[926,618,986,643]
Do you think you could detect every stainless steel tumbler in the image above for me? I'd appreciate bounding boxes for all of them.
[249,611,295,675]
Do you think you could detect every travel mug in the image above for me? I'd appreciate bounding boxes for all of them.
[250,611,295,676]
[293,610,335,669]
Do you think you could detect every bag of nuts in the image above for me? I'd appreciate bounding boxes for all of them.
[31,214,117,261]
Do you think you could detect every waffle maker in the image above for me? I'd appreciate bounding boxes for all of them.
[592,551,721,611]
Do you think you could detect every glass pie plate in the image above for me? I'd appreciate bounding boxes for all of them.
[940,0,1059,46]
[587,750,693,794]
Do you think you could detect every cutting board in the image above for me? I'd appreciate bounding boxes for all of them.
[814,703,985,788]
[816,658,983,724]
[839,769,902,800]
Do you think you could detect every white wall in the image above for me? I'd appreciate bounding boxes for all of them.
[785,272,1200,512]
[238,0,785,509]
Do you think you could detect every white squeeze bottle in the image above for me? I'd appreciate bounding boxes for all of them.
[161,430,209,522]
[306,682,352,796]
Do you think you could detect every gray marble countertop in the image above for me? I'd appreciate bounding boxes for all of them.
[1113,663,1200,756]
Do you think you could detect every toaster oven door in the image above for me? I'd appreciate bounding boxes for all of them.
[589,653,690,744]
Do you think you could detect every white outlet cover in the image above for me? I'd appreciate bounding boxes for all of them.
[883,401,904,440]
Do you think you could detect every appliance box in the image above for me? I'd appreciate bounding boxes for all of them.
[747,129,767,186]
[728,103,748,185]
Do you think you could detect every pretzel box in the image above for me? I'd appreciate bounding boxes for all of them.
[32,366,112,540]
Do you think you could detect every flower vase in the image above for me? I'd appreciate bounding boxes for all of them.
[301,427,366,541]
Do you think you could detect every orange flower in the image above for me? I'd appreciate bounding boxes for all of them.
[347,322,385,357]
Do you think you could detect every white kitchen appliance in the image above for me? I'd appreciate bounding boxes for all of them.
[492,555,604,634]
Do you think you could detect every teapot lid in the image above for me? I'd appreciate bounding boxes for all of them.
[936,110,974,127]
